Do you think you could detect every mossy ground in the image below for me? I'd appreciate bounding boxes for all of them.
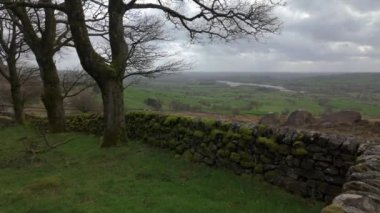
[0,126,323,213]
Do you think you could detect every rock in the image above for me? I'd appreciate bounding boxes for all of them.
[322,204,346,213]
[320,111,362,126]
[363,144,380,156]
[306,144,325,153]
[349,162,379,173]
[331,193,379,213]
[230,152,240,163]
[301,159,314,170]
[286,110,315,126]
[327,136,345,150]
[341,139,360,154]
[259,112,282,126]
[325,175,346,185]
[264,170,283,186]
[286,168,299,179]
[356,155,380,164]
[349,171,380,182]
[284,180,308,196]
[313,153,333,162]
[263,164,279,171]
[325,168,340,176]
[343,181,380,195]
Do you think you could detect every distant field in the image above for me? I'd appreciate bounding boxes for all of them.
[0,126,322,212]
[124,72,380,118]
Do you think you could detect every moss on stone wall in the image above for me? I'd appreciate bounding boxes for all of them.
[27,112,359,203]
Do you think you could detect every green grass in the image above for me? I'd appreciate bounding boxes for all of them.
[0,126,323,213]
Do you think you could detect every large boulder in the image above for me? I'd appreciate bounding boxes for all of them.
[286,110,315,126]
[259,112,282,126]
[320,111,362,126]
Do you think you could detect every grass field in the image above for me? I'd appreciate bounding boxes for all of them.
[0,126,323,213]
[123,72,380,118]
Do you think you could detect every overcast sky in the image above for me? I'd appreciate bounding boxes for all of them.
[57,0,380,73]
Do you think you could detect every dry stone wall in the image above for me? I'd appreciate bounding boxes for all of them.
[124,112,358,202]
[28,112,379,211]
[323,141,380,213]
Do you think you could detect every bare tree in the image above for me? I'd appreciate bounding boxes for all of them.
[0,0,282,147]
[0,65,41,101]
[60,69,95,100]
[2,1,72,132]
[0,10,30,124]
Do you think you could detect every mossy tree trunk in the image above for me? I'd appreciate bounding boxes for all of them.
[8,61,25,124]
[65,0,128,147]
[11,5,66,132]
[37,57,65,132]
[99,78,127,147]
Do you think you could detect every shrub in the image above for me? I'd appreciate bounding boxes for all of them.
[69,90,101,113]
[144,98,162,111]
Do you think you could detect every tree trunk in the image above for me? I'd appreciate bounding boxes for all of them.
[38,58,65,132]
[99,78,127,147]
[10,83,25,124]
[7,61,25,125]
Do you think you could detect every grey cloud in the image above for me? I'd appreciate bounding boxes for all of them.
[56,0,380,73]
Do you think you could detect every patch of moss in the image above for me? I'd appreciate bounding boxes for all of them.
[257,137,279,153]
[296,133,305,141]
[208,143,217,152]
[291,147,308,156]
[264,170,280,182]
[260,155,273,164]
[240,161,255,169]
[193,130,205,139]
[177,126,193,135]
[210,129,225,140]
[278,144,290,155]
[321,204,345,213]
[239,152,251,162]
[226,142,236,151]
[175,144,186,154]
[202,118,216,128]
[151,123,161,130]
[178,116,195,127]
[217,149,230,158]
[163,115,179,126]
[225,130,241,140]
[255,164,264,174]
[230,152,241,163]
[168,139,180,149]
[182,150,193,161]
[257,124,268,135]
[239,128,252,139]
[293,141,305,148]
